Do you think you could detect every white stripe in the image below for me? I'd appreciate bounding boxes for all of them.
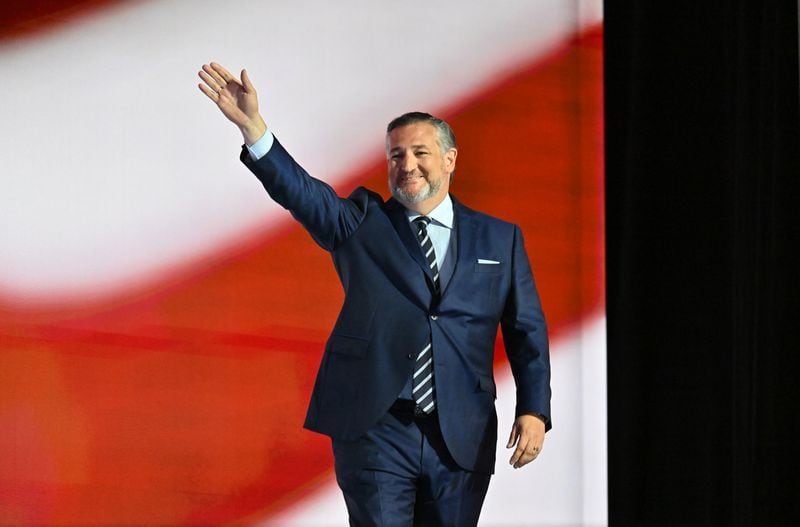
[417,343,431,360]
[416,386,433,401]
[422,400,435,412]
[416,393,432,407]
[414,358,432,378]
[413,373,432,392]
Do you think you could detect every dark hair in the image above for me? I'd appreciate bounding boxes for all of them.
[386,111,457,153]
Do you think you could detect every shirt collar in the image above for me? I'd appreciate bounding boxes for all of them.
[406,194,454,229]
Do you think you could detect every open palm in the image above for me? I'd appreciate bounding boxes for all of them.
[198,62,266,143]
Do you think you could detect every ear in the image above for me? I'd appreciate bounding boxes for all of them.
[444,148,458,173]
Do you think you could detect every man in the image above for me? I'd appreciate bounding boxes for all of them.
[198,62,551,526]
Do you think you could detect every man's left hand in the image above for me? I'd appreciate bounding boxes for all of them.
[506,413,545,469]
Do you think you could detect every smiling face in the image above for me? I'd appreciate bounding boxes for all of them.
[386,122,457,214]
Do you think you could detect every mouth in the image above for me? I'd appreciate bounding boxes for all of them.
[397,174,425,185]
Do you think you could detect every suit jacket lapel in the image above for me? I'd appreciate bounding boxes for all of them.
[386,198,435,284]
[387,194,476,301]
[447,195,476,297]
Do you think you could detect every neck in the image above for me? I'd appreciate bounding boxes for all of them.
[402,193,448,216]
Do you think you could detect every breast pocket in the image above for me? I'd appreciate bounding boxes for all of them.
[466,261,507,308]
[473,261,505,274]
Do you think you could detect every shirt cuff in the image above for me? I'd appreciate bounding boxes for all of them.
[246,130,275,161]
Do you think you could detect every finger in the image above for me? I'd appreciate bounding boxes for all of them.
[198,70,224,92]
[513,450,538,469]
[509,439,528,466]
[203,63,227,87]
[506,425,519,449]
[198,82,221,102]
[514,441,543,468]
[509,432,528,465]
[210,62,240,86]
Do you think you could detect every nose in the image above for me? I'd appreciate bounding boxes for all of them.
[400,154,417,174]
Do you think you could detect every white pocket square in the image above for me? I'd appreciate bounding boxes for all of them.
[477,258,500,264]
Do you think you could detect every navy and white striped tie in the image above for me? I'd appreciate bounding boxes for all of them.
[412,216,439,414]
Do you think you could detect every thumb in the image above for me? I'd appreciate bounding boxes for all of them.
[241,69,255,93]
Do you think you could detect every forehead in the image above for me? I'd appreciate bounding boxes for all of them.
[387,122,439,150]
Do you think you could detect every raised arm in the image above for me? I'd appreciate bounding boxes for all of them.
[198,62,267,146]
[196,62,367,252]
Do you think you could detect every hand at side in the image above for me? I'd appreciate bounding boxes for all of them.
[506,413,545,469]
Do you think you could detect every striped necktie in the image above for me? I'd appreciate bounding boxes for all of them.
[412,216,438,414]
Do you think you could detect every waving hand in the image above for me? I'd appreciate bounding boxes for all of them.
[198,62,267,145]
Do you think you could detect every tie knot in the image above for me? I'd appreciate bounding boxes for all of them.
[414,216,431,228]
[413,216,431,239]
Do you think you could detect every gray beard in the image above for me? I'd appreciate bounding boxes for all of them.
[391,178,442,204]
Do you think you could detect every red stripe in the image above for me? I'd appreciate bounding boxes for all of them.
[0,0,123,42]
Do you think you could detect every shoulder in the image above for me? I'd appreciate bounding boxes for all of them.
[346,186,386,211]
[453,195,517,232]
[348,185,384,202]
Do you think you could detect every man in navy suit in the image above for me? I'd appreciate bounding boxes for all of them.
[199,62,551,526]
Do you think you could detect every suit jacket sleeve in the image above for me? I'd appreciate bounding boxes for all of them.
[501,224,552,431]
[239,137,368,251]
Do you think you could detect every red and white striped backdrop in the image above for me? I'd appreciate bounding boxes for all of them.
[0,1,605,525]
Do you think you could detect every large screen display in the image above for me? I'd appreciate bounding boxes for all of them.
[0,1,605,525]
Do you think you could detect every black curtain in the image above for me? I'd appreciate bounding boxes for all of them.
[605,2,799,525]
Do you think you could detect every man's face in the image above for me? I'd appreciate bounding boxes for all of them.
[386,122,457,211]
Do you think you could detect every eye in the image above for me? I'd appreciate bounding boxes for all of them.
[415,151,429,157]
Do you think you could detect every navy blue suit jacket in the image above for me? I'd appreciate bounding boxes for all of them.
[242,138,551,473]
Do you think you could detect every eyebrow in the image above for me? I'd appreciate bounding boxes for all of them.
[389,144,431,153]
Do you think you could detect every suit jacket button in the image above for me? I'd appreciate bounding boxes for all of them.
[407,353,414,359]
[430,314,438,321]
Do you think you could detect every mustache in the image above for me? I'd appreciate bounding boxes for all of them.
[396,172,426,180]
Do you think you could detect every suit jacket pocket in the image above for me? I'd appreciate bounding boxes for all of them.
[476,374,497,399]
[328,334,369,359]
[474,262,505,274]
